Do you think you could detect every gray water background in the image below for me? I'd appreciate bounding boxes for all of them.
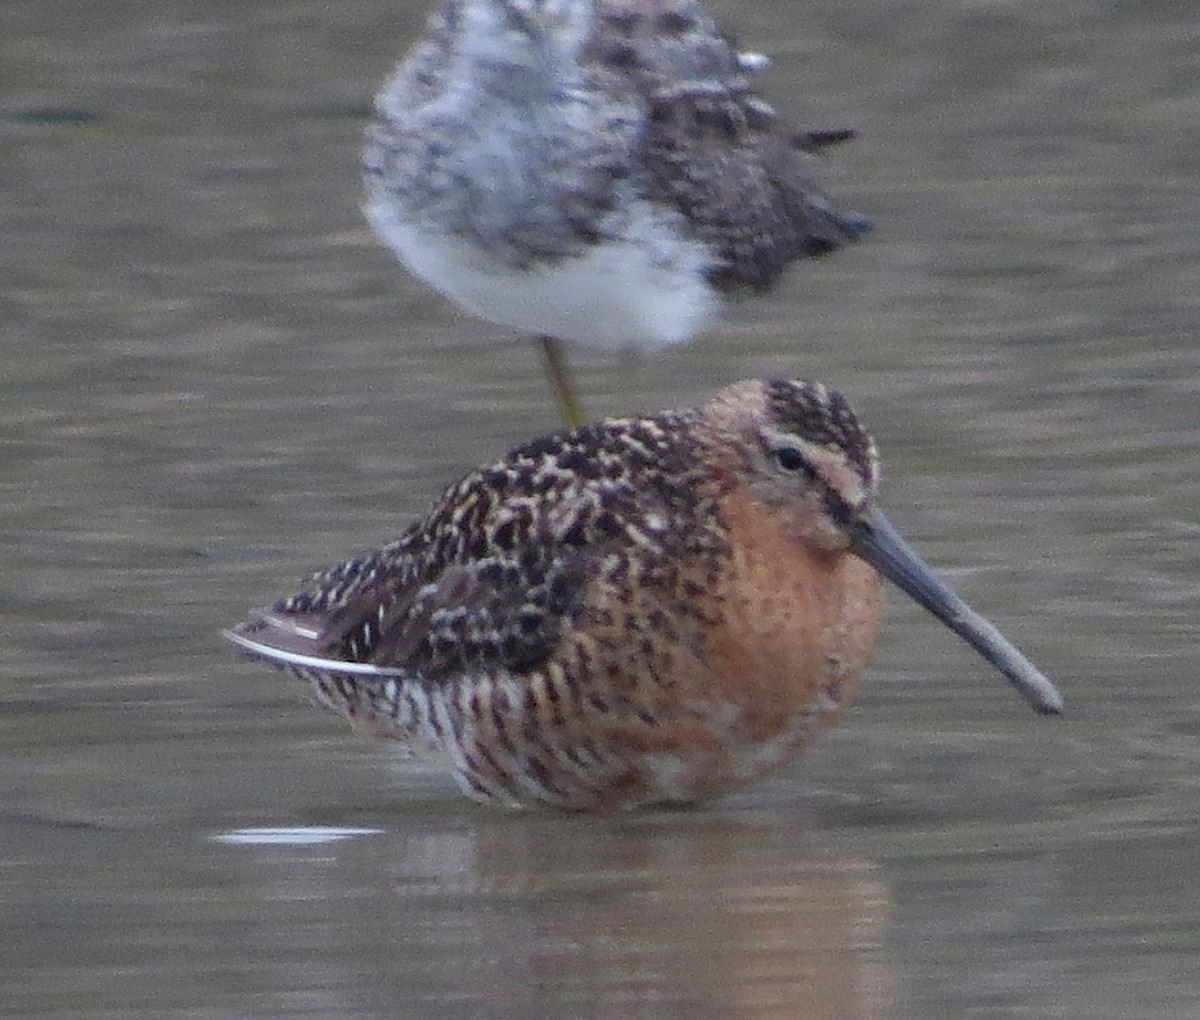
[2,1,1199,1016]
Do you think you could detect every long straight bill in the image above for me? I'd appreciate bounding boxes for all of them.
[848,509,1064,715]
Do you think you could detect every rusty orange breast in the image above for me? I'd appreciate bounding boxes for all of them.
[700,486,883,746]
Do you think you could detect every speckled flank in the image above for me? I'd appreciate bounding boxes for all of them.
[226,379,891,809]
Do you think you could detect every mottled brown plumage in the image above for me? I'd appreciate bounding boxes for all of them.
[586,0,867,291]
[225,380,1063,810]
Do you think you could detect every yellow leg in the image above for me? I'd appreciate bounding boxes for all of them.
[538,335,586,429]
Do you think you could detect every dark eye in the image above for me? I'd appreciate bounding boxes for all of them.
[772,445,813,476]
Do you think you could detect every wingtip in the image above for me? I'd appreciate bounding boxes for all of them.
[797,127,858,152]
[842,212,874,239]
[736,50,770,74]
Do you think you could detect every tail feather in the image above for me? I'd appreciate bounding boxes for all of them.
[222,612,406,680]
[223,613,428,742]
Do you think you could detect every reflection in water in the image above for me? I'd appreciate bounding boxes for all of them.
[221,815,893,1019]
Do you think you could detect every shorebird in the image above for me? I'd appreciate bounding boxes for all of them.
[363,0,870,426]
[225,379,1063,810]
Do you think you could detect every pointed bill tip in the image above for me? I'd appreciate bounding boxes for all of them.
[848,509,1065,716]
[1004,655,1064,716]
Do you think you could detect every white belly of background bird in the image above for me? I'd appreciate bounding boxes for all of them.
[366,191,717,350]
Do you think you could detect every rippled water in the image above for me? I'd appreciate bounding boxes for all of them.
[3,0,1199,1017]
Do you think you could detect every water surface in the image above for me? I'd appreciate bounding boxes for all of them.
[3,1,1199,1016]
